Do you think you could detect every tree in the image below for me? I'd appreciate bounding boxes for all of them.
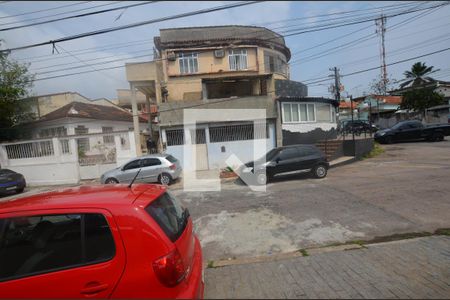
[369,74,397,95]
[400,87,444,117]
[0,44,35,141]
[399,62,437,88]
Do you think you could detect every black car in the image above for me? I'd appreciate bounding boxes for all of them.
[0,169,26,196]
[374,120,450,144]
[342,120,379,135]
[238,145,329,185]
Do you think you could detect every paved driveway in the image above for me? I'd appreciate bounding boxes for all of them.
[171,140,450,261]
[205,236,450,299]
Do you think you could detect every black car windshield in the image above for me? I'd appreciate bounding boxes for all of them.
[256,148,279,163]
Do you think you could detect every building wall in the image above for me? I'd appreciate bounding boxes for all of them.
[161,122,276,170]
[166,47,259,76]
[30,118,144,156]
[280,102,337,145]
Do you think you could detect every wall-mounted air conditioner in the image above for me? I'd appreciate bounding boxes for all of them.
[167,51,176,61]
[214,49,225,58]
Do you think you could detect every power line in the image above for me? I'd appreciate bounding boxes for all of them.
[0,1,263,53]
[0,1,92,20]
[0,1,160,32]
[0,1,123,26]
[290,3,446,67]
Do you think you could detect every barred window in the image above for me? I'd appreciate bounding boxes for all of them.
[229,49,247,71]
[190,129,206,144]
[166,129,185,146]
[75,125,89,152]
[179,53,198,74]
[209,123,268,143]
[102,127,114,144]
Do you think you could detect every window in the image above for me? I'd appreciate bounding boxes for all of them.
[123,159,141,170]
[279,148,299,160]
[75,125,89,152]
[179,53,198,74]
[102,127,114,144]
[298,146,317,156]
[190,129,206,144]
[282,103,316,123]
[316,103,333,122]
[141,158,161,167]
[209,123,269,143]
[166,129,185,146]
[229,49,248,71]
[165,155,178,164]
[264,51,287,75]
[0,213,115,282]
[39,126,67,138]
[145,192,188,242]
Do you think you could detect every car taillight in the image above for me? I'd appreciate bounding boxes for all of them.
[169,164,176,170]
[153,249,186,287]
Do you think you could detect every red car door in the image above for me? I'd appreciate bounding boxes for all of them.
[0,208,126,298]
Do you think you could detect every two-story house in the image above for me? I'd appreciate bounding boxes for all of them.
[125,25,338,170]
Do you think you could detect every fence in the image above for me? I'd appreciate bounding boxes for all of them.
[0,131,137,186]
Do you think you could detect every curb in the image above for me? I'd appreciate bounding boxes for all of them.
[210,243,363,268]
[329,157,358,169]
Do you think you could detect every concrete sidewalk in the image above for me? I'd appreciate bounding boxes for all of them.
[205,236,450,299]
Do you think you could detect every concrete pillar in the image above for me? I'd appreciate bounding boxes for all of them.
[130,82,142,156]
[146,94,152,134]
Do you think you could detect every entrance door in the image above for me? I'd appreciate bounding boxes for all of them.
[190,129,209,171]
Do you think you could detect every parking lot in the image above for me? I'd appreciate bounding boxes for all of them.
[171,140,450,261]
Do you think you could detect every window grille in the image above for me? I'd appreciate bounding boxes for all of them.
[209,123,268,143]
[166,129,185,146]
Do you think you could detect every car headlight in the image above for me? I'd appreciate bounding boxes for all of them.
[242,167,253,173]
[379,131,386,136]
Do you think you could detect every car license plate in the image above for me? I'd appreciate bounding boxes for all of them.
[6,186,16,190]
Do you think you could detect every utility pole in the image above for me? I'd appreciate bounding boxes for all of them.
[329,67,341,102]
[376,14,387,95]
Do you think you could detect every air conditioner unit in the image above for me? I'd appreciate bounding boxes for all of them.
[214,49,225,58]
[167,51,176,61]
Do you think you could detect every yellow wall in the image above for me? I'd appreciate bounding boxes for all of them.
[126,45,290,102]
[166,47,260,76]
[37,93,91,116]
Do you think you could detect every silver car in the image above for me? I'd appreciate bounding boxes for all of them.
[100,154,182,185]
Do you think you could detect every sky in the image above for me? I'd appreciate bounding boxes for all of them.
[1,1,449,100]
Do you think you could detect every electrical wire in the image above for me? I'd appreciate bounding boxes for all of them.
[0,1,263,53]
[0,1,160,32]
[0,1,92,20]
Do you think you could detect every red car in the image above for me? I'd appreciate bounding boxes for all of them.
[0,184,204,298]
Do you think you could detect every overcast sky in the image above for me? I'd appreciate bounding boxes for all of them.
[1,1,449,100]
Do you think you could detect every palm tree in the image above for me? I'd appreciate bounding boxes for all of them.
[400,62,438,88]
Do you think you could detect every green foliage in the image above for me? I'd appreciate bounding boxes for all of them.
[299,249,309,257]
[0,46,35,141]
[400,87,445,114]
[207,260,214,268]
[400,62,437,88]
[362,142,385,159]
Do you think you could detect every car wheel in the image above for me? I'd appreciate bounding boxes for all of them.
[255,172,268,185]
[105,178,118,184]
[385,136,393,144]
[312,164,328,179]
[159,173,172,185]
